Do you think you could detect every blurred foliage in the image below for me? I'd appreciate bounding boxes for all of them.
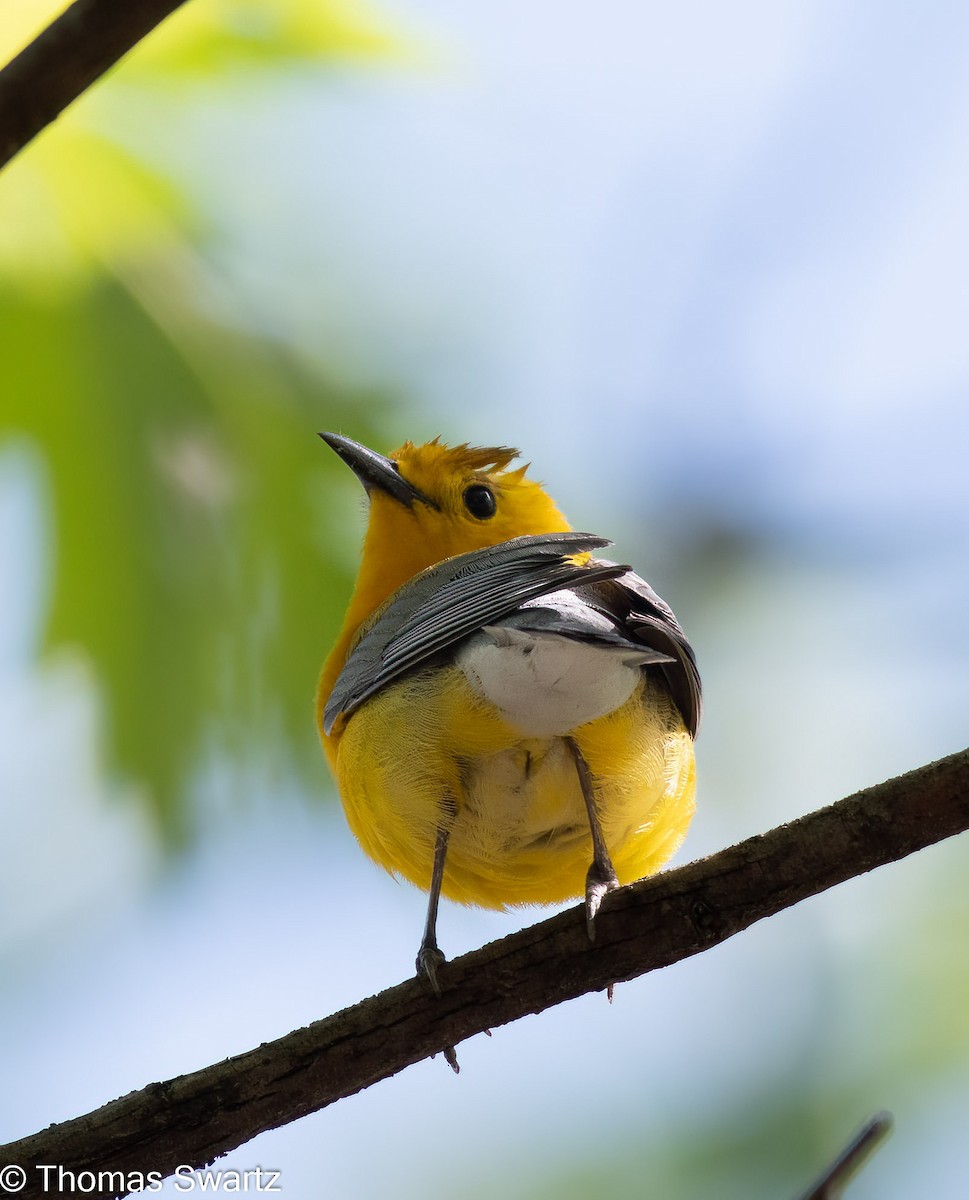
[0,0,402,836]
[1,8,966,1200]
[1,0,393,74]
[0,0,397,283]
[517,1095,849,1200]
[456,871,969,1200]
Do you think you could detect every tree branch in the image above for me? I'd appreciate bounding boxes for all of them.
[796,1112,894,1200]
[3,748,968,1199]
[0,0,190,171]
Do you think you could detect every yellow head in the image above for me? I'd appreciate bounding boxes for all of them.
[325,432,572,609]
[317,433,573,745]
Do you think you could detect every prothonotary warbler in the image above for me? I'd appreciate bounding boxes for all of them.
[317,433,701,994]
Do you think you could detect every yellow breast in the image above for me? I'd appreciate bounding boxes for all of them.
[332,665,696,910]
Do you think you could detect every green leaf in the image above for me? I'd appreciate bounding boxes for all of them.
[1,278,396,836]
[0,0,399,281]
[0,0,408,835]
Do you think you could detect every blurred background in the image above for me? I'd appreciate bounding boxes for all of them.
[2,1,968,1196]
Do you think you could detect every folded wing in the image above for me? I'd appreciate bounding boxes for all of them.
[323,532,701,737]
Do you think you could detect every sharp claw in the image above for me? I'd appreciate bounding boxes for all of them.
[585,864,619,941]
[416,944,446,996]
[416,946,459,1072]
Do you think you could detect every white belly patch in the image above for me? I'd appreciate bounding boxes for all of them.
[456,626,647,737]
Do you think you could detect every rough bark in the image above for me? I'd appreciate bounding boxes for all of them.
[2,748,967,1200]
[0,0,190,169]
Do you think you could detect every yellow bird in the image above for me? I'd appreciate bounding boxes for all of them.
[317,434,700,991]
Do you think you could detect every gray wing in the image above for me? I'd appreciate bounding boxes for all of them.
[484,563,701,736]
[575,566,702,737]
[323,532,629,732]
[492,589,676,663]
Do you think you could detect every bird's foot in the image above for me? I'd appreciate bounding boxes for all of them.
[416,942,459,1073]
[416,942,447,997]
[585,862,619,942]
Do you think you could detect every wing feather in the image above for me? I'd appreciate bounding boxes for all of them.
[576,568,702,736]
[324,533,702,737]
[323,533,626,731]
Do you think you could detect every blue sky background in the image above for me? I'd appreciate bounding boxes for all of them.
[2,1,969,1196]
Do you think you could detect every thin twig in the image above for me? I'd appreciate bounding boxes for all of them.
[0,0,191,170]
[796,1112,894,1199]
[1,748,967,1200]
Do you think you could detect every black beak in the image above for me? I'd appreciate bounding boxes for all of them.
[319,432,436,509]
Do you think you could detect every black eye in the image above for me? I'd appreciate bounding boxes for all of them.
[463,483,497,519]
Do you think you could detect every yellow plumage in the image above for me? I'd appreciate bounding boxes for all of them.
[334,668,694,908]
[316,433,699,978]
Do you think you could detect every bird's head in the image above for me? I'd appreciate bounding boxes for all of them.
[321,432,572,605]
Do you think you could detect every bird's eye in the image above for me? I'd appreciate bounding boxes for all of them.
[463,483,497,519]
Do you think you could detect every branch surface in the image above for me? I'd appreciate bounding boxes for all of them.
[3,747,968,1199]
[0,0,190,170]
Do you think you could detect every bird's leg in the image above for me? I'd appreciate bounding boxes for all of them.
[567,736,619,941]
[416,824,450,996]
[416,821,460,1073]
